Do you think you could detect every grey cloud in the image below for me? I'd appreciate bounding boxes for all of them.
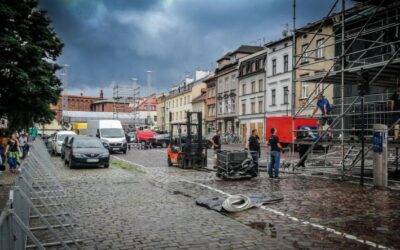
[39,0,338,92]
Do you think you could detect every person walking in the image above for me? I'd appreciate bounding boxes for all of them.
[268,128,283,179]
[390,85,400,140]
[210,129,222,169]
[310,93,333,137]
[246,129,260,177]
[19,133,28,159]
[5,133,20,173]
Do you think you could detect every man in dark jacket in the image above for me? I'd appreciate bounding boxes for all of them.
[246,129,260,177]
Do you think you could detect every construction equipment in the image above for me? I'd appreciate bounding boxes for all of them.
[167,112,207,169]
[216,150,258,180]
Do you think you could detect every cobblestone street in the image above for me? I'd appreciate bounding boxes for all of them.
[48,147,400,249]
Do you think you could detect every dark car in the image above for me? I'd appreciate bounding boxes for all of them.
[61,135,77,159]
[149,132,170,148]
[64,137,110,169]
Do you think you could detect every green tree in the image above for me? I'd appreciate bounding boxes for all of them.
[0,0,63,131]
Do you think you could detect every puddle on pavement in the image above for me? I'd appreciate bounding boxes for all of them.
[247,222,277,238]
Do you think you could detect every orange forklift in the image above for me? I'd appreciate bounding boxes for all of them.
[167,112,208,169]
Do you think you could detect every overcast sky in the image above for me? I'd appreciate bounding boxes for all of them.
[39,0,342,98]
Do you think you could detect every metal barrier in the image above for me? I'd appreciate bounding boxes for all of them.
[0,138,82,249]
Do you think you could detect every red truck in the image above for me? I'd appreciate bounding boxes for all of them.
[265,116,318,146]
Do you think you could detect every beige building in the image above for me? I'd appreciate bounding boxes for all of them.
[295,19,334,115]
[165,71,209,133]
[156,93,168,131]
[191,90,207,136]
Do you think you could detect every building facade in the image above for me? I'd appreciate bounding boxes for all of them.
[191,89,207,136]
[156,93,168,131]
[204,74,217,135]
[165,70,209,133]
[238,49,267,142]
[215,45,264,134]
[51,92,104,121]
[265,36,293,117]
[295,19,335,115]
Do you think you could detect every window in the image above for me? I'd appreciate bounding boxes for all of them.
[231,97,235,113]
[301,44,309,63]
[271,89,276,106]
[242,84,246,95]
[252,62,256,72]
[258,100,263,113]
[231,74,236,88]
[218,100,223,114]
[242,103,246,115]
[180,111,182,120]
[251,101,255,114]
[251,81,255,93]
[272,59,277,75]
[188,96,190,102]
[283,86,289,104]
[301,82,309,98]
[258,79,263,92]
[259,59,264,69]
[317,39,324,58]
[242,66,246,75]
[283,55,289,72]
[224,99,229,113]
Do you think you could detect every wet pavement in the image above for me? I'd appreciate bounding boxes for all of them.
[113,147,400,249]
[24,145,400,249]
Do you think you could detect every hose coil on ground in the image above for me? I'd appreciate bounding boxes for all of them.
[222,195,252,212]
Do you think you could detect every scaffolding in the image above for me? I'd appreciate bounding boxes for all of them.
[291,0,400,184]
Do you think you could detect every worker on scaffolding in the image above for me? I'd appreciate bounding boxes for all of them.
[310,93,333,138]
[389,85,400,140]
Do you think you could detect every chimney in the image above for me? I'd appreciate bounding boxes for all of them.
[100,89,104,99]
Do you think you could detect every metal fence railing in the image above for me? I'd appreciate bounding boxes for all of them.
[0,138,82,249]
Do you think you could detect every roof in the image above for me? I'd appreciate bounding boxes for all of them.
[265,36,293,48]
[232,45,264,54]
[192,93,206,103]
[92,99,129,104]
[216,52,231,62]
[64,95,104,100]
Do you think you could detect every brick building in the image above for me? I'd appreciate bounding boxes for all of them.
[51,93,104,121]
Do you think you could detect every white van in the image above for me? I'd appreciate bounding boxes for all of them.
[51,130,76,155]
[86,120,127,154]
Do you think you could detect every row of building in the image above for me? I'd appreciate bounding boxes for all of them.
[155,17,335,141]
[156,0,400,141]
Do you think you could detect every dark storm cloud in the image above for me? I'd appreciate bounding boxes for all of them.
[39,0,339,92]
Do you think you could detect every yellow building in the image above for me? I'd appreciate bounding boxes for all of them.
[165,71,209,133]
[295,19,335,115]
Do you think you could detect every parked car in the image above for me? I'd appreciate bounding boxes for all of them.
[61,135,77,159]
[136,129,156,145]
[64,137,110,169]
[51,131,76,156]
[127,132,136,142]
[149,132,170,148]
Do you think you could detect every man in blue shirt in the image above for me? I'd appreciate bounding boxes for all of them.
[310,93,333,137]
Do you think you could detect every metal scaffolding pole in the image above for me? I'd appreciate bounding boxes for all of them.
[341,0,346,179]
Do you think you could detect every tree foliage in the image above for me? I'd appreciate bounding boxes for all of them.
[0,0,63,131]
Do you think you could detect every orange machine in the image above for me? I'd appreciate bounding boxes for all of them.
[167,112,207,169]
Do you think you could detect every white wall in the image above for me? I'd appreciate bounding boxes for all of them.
[266,39,293,116]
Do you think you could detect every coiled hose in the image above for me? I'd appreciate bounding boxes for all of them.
[222,194,252,212]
